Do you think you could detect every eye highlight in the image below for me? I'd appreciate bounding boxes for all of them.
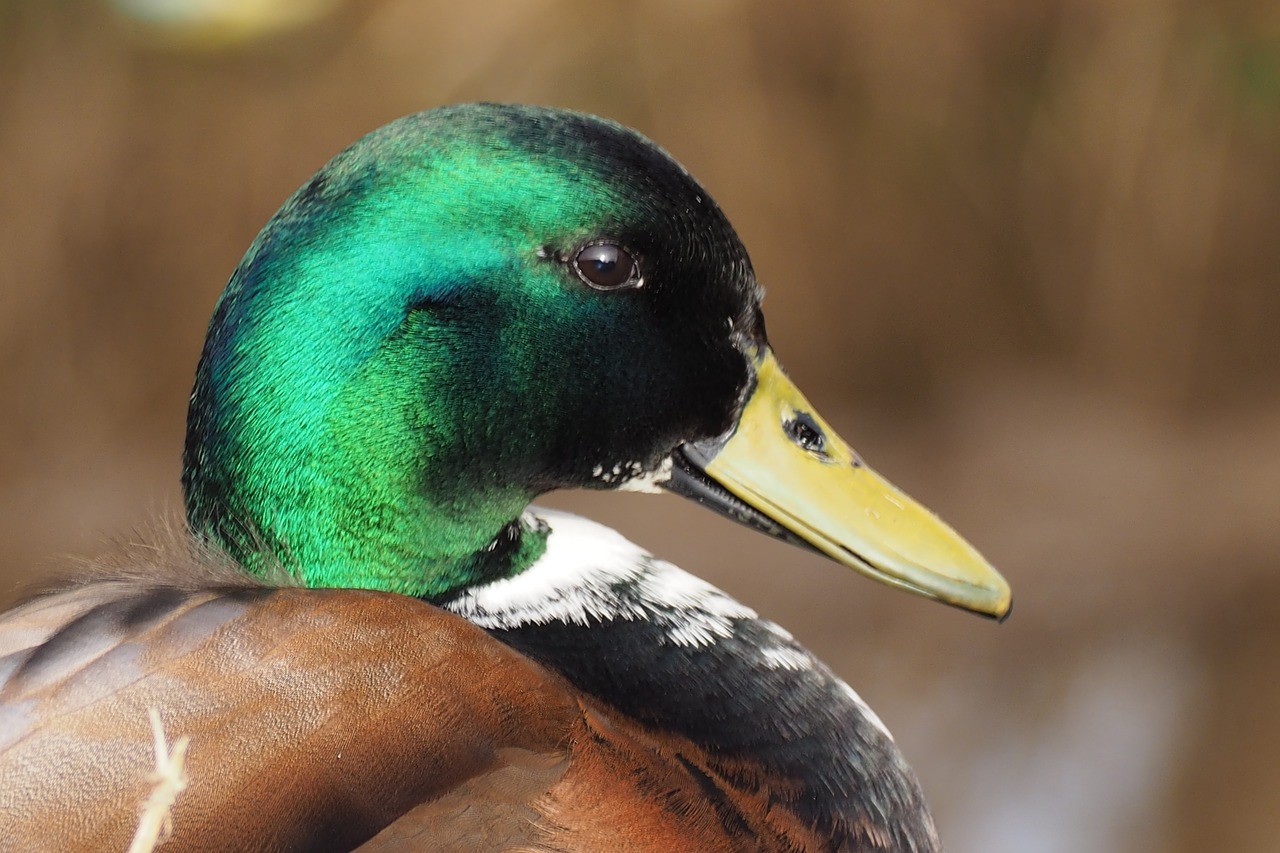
[572,242,641,290]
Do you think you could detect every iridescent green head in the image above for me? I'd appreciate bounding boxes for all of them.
[183,103,1010,617]
[182,104,762,597]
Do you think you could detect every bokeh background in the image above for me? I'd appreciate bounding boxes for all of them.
[2,1,1278,850]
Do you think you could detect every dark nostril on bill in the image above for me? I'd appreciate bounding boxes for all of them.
[783,412,827,456]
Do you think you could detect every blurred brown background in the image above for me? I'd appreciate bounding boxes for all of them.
[2,1,1278,850]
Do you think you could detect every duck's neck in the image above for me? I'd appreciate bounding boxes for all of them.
[444,510,940,850]
[182,265,547,598]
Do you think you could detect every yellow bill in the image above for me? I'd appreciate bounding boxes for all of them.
[667,348,1011,620]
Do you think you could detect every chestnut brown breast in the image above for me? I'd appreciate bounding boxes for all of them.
[0,583,873,852]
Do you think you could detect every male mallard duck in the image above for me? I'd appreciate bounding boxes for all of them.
[0,104,1010,852]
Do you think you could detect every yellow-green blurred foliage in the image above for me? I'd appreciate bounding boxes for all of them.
[2,1,1278,850]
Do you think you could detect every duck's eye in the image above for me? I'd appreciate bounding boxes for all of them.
[573,243,640,290]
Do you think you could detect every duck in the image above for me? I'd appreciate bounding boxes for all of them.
[0,104,1010,853]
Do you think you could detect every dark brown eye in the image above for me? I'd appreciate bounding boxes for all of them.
[573,243,640,290]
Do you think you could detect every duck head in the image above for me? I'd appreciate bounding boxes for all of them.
[182,103,1010,618]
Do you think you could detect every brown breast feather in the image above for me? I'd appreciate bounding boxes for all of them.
[0,583,861,852]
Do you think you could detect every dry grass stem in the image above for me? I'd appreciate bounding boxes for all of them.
[127,708,190,853]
